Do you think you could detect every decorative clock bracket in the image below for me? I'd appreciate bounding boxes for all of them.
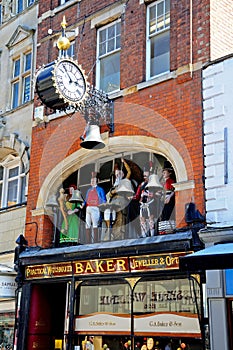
[35,16,114,147]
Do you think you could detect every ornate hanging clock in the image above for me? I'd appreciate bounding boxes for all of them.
[35,58,88,110]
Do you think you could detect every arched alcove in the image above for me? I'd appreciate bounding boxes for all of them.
[37,135,192,210]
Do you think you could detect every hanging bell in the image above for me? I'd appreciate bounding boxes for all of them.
[116,178,134,197]
[69,189,84,204]
[80,124,105,150]
[46,194,59,207]
[146,174,163,191]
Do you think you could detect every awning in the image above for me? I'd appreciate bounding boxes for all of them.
[179,243,233,271]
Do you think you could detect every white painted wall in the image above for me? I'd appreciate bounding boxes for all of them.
[203,56,233,227]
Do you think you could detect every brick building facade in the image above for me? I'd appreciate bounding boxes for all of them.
[14,0,233,349]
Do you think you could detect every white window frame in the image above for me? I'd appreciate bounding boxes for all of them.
[0,3,2,25]
[15,0,34,14]
[0,155,26,208]
[11,51,32,109]
[146,0,170,80]
[96,20,121,94]
[60,0,71,5]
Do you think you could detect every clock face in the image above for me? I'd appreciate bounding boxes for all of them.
[53,59,87,104]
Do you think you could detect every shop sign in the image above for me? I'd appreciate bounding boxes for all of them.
[75,313,130,334]
[134,312,201,337]
[25,262,73,279]
[0,275,17,298]
[73,257,129,275]
[25,252,192,280]
[129,252,188,272]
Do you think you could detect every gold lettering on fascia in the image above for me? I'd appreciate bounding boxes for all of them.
[74,258,128,275]
[25,263,72,279]
[25,252,192,279]
[130,252,190,271]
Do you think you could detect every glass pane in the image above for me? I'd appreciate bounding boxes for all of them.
[79,164,95,187]
[13,59,20,78]
[0,183,2,208]
[157,1,164,18]
[17,0,23,13]
[0,166,3,181]
[12,82,19,108]
[99,28,107,43]
[165,0,170,13]
[0,4,2,25]
[149,5,156,22]
[132,153,150,171]
[9,167,19,178]
[23,76,31,103]
[134,278,201,314]
[99,161,113,181]
[107,38,115,53]
[20,176,26,202]
[67,42,75,58]
[99,42,106,56]
[150,30,170,77]
[99,29,107,56]
[100,52,120,93]
[116,35,121,49]
[7,179,18,206]
[24,52,32,71]
[27,0,34,6]
[78,280,131,315]
[107,25,115,41]
[116,22,121,35]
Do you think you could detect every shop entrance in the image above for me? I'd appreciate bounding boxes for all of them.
[26,282,67,350]
[74,276,203,350]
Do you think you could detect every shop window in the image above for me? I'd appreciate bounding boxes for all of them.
[96,20,121,93]
[0,312,15,349]
[0,155,26,208]
[146,0,170,79]
[11,51,32,108]
[72,277,203,350]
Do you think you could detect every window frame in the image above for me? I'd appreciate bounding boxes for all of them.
[60,0,71,5]
[96,19,121,94]
[11,51,32,109]
[146,0,170,80]
[15,0,35,14]
[0,2,2,25]
[0,155,26,209]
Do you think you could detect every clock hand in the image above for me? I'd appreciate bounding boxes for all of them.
[74,80,84,88]
[62,64,73,83]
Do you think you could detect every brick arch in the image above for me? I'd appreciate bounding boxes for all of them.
[37,135,191,210]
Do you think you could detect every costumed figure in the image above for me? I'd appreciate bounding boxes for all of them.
[104,158,134,240]
[160,167,175,221]
[58,185,83,244]
[134,164,162,237]
[85,172,106,243]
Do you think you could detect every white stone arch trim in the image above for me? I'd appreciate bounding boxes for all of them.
[35,135,193,212]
